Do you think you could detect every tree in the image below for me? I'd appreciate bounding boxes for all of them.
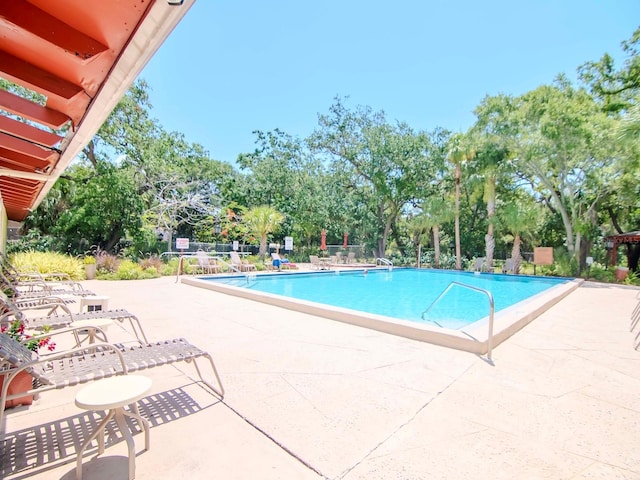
[414,196,455,268]
[309,97,447,257]
[470,140,512,271]
[446,133,475,269]
[578,27,640,242]
[243,205,285,259]
[52,162,144,252]
[497,199,541,273]
[472,82,619,267]
[238,129,335,248]
[23,79,236,253]
[578,27,640,113]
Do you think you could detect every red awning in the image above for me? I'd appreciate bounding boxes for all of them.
[0,0,194,221]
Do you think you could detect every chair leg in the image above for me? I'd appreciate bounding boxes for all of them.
[191,354,225,398]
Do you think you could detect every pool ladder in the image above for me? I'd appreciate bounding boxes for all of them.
[376,258,393,270]
[421,281,495,362]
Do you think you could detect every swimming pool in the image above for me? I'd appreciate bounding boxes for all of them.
[182,268,582,354]
[201,269,569,329]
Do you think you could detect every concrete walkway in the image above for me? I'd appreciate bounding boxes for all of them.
[2,275,639,479]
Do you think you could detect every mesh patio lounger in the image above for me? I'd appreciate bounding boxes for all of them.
[0,330,224,425]
[229,251,256,272]
[0,292,149,344]
[0,270,95,300]
[472,257,486,272]
[502,258,516,274]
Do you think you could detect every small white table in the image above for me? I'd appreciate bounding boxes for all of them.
[79,295,109,313]
[70,318,113,346]
[75,375,152,480]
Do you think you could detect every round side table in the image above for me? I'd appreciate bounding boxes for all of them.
[75,375,152,480]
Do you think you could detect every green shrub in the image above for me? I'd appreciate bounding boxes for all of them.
[162,258,180,276]
[10,251,83,280]
[111,259,160,280]
[138,256,163,272]
[623,270,640,286]
[585,263,615,283]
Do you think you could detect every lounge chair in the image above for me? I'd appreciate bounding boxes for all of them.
[0,329,224,425]
[0,291,149,344]
[310,255,329,270]
[0,270,96,304]
[195,250,220,275]
[271,253,296,271]
[229,251,256,272]
[0,252,91,293]
[472,257,486,272]
[346,252,356,264]
[502,258,515,274]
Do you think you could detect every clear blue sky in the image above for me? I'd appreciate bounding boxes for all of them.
[138,1,638,165]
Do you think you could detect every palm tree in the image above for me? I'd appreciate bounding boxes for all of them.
[422,196,455,268]
[498,201,539,273]
[243,205,285,259]
[476,143,509,272]
[617,102,640,143]
[447,134,475,270]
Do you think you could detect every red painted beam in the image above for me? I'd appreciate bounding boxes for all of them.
[0,89,69,129]
[0,51,84,100]
[0,0,108,61]
[0,116,63,148]
[0,132,56,161]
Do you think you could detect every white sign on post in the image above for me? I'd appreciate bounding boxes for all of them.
[284,236,293,251]
[232,240,239,251]
[176,238,189,250]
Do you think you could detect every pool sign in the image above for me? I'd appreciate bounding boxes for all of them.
[176,238,189,250]
[533,247,553,265]
[232,240,239,251]
[284,236,293,251]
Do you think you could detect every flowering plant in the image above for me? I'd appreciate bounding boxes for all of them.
[1,320,56,352]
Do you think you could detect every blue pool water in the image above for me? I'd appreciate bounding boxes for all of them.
[205,269,570,329]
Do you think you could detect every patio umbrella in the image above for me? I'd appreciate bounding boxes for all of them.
[343,232,348,249]
[320,229,327,251]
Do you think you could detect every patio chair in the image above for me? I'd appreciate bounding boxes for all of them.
[309,255,321,270]
[472,257,486,272]
[195,250,220,275]
[0,329,224,425]
[0,252,90,293]
[346,252,356,264]
[271,253,296,271]
[0,271,96,304]
[0,291,149,344]
[502,258,515,274]
[309,255,329,271]
[229,251,256,272]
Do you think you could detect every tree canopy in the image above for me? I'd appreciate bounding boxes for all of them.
[17,28,640,275]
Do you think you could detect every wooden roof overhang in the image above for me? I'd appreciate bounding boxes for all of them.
[606,231,640,270]
[606,231,640,247]
[0,0,194,221]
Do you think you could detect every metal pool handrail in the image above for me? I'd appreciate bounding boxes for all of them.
[376,258,393,270]
[421,281,495,361]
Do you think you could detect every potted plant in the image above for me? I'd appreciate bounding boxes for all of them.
[84,255,96,279]
[1,321,55,408]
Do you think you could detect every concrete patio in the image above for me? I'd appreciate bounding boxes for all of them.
[2,272,639,479]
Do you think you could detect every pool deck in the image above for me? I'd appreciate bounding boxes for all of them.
[2,269,640,479]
